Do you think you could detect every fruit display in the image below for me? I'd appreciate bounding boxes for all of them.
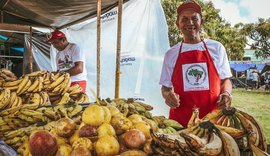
[0,69,269,156]
[0,70,89,110]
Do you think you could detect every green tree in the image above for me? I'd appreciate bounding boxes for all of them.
[161,0,246,60]
[241,18,270,59]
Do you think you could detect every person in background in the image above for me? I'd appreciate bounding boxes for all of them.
[239,72,246,78]
[47,30,87,92]
[251,70,259,89]
[159,0,232,127]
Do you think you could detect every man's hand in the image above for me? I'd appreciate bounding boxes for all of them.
[165,90,180,109]
[217,91,232,109]
[161,86,180,109]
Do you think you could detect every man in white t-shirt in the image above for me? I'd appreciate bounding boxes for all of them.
[47,30,87,92]
[251,71,259,89]
[159,0,232,127]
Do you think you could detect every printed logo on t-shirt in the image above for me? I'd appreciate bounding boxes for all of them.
[182,63,209,91]
[58,54,73,71]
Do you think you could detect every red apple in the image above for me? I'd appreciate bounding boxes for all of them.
[29,130,58,156]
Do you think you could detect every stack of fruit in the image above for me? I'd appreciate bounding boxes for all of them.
[0,97,183,156]
[0,68,17,83]
[0,70,89,110]
[149,107,269,156]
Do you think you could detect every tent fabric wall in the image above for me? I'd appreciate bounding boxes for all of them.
[48,0,170,116]
[0,0,129,29]
[230,63,269,72]
[24,34,52,73]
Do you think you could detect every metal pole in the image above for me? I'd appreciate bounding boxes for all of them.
[97,0,101,98]
[29,26,33,73]
[115,0,123,98]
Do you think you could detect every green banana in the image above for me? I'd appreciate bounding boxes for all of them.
[163,119,183,130]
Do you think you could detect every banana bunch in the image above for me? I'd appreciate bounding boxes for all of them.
[152,115,183,134]
[68,83,83,98]
[16,75,32,95]
[150,120,241,156]
[72,93,90,103]
[0,68,17,82]
[0,103,83,134]
[0,88,11,109]
[51,92,71,105]
[4,92,22,108]
[203,107,268,152]
[2,79,22,91]
[3,70,47,93]
[109,98,155,119]
[26,92,51,106]
[46,72,71,95]
[2,120,59,149]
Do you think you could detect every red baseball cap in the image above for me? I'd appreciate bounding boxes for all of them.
[177,0,202,17]
[47,30,66,42]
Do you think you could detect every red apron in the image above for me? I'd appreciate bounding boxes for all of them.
[170,40,220,127]
[71,80,87,93]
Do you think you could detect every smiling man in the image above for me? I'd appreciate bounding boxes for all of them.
[159,0,233,127]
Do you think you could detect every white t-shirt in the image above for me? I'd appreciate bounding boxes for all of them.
[56,43,87,82]
[159,39,232,88]
[252,72,259,81]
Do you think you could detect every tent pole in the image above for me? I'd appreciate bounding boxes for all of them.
[115,0,123,99]
[97,0,101,98]
[29,26,33,73]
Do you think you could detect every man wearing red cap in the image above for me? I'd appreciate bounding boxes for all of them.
[159,0,232,127]
[48,30,87,92]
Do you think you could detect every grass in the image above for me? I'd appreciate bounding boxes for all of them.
[232,88,270,144]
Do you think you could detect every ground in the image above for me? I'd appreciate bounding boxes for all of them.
[232,88,270,143]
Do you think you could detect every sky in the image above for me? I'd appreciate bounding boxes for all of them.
[203,0,270,26]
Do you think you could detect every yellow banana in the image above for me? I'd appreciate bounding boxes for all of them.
[239,110,268,151]
[3,79,22,87]
[180,132,205,149]
[40,91,51,106]
[69,84,83,96]
[61,73,71,95]
[15,96,22,107]
[26,70,47,77]
[199,133,222,155]
[250,144,270,156]
[48,73,65,90]
[5,85,19,92]
[219,130,240,156]
[215,124,245,138]
[187,107,199,128]
[16,76,29,95]
[6,91,17,108]
[132,101,153,111]
[0,88,11,109]
[21,103,39,110]
[236,112,259,146]
[57,92,70,104]
[203,109,222,120]
[18,79,32,95]
[52,76,68,93]
[29,93,42,105]
[26,77,39,92]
